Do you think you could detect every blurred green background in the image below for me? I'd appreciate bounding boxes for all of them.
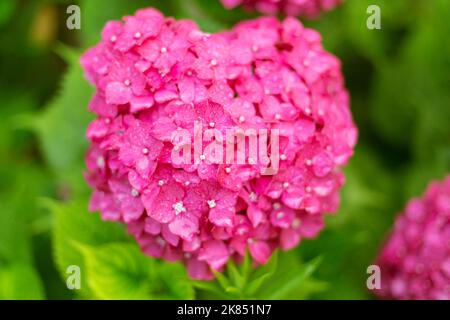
[0,0,448,299]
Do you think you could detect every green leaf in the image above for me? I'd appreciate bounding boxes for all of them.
[0,0,15,27]
[260,256,323,299]
[212,269,233,292]
[79,242,195,300]
[0,263,45,300]
[159,262,195,299]
[81,243,155,299]
[191,280,227,298]
[244,251,278,296]
[240,250,252,280]
[50,198,130,297]
[33,46,94,192]
[226,259,244,290]
[172,0,227,33]
[0,207,33,264]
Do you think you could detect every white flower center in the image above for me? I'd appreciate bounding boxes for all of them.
[156,237,165,246]
[207,199,216,209]
[173,201,186,215]
[130,188,139,197]
[96,156,105,168]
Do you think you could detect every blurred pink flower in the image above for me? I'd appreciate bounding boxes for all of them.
[375,176,450,300]
[221,0,342,18]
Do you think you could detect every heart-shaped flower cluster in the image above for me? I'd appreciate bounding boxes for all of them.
[82,8,357,280]
[375,176,450,299]
[221,0,342,17]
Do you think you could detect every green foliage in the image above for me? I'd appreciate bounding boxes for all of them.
[194,251,324,299]
[0,0,15,30]
[50,198,130,297]
[0,263,45,300]
[33,46,94,194]
[80,243,193,299]
[49,198,194,299]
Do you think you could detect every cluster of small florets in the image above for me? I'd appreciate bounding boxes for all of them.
[375,176,450,299]
[82,8,356,280]
[221,0,342,17]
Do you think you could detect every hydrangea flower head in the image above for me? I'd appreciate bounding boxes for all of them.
[82,8,357,280]
[375,176,450,300]
[221,0,342,17]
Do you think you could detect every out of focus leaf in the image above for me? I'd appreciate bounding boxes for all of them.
[50,198,130,297]
[159,263,195,299]
[257,256,323,299]
[80,242,194,300]
[0,263,44,300]
[80,243,155,299]
[34,46,93,193]
[244,251,278,296]
[0,207,33,265]
[0,0,16,27]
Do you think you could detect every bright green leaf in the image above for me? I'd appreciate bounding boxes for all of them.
[0,263,45,300]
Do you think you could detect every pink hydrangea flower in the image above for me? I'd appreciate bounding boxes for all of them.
[221,0,342,18]
[82,8,357,280]
[375,176,450,300]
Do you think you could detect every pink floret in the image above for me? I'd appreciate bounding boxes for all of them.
[375,176,450,300]
[221,0,342,18]
[82,8,357,280]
